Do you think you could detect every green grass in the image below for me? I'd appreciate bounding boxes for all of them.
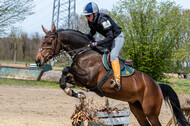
[0,60,69,67]
[165,77,190,85]
[0,77,190,95]
[0,78,59,87]
[159,77,190,94]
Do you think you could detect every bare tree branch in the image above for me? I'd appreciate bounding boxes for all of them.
[0,0,34,36]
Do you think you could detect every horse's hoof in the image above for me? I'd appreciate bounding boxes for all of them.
[77,92,86,99]
[64,87,72,96]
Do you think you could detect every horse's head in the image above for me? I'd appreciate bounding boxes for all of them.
[35,23,61,66]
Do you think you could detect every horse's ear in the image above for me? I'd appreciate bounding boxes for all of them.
[41,25,48,34]
[51,23,56,33]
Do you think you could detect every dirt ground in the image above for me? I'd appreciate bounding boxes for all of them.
[0,84,189,126]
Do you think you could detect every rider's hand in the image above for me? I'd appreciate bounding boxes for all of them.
[88,42,97,48]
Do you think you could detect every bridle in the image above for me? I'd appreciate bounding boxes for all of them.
[38,32,58,62]
[38,31,91,63]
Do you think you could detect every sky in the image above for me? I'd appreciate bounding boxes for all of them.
[14,0,190,36]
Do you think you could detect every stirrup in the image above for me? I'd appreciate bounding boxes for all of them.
[110,79,121,91]
[110,79,116,88]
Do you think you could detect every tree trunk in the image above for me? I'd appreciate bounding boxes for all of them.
[13,49,17,63]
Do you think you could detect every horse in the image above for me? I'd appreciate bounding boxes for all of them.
[35,24,189,126]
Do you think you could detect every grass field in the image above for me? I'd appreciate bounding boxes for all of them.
[1,60,190,94]
[0,78,59,87]
[0,77,190,94]
[159,77,190,94]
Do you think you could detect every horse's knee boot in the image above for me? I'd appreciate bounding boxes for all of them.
[59,76,67,89]
[62,67,69,75]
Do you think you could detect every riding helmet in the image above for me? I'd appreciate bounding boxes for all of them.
[82,2,99,16]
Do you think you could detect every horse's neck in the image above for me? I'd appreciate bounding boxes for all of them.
[59,31,89,51]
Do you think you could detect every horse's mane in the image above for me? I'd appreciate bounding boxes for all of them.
[56,29,87,36]
[56,29,105,54]
[56,29,90,42]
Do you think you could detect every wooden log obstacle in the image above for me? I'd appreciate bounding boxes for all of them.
[72,110,130,126]
[96,110,130,126]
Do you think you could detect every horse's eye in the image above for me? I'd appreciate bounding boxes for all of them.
[47,41,52,45]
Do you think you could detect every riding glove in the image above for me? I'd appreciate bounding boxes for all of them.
[89,42,97,48]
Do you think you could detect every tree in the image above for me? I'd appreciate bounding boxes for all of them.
[0,0,34,36]
[9,27,22,63]
[110,0,188,80]
[171,9,190,72]
[76,14,90,34]
[0,37,12,60]
[20,33,28,61]
[0,30,42,62]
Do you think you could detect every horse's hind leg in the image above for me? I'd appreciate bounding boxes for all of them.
[143,102,162,126]
[146,115,161,126]
[129,101,151,126]
[141,87,162,125]
[141,101,162,126]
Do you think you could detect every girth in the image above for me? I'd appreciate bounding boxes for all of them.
[89,70,112,97]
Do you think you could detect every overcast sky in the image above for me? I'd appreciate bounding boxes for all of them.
[14,0,190,36]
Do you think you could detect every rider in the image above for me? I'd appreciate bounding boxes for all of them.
[82,2,125,91]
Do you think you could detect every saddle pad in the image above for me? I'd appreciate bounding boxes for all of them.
[102,50,135,76]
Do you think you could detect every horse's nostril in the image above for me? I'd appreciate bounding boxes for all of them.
[35,59,40,66]
[35,59,39,63]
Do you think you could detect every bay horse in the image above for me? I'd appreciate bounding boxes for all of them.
[35,24,189,126]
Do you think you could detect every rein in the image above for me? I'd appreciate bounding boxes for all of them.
[52,46,91,64]
[39,30,91,64]
[68,46,91,59]
[67,46,89,55]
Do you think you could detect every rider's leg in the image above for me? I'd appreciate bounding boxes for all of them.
[110,32,124,91]
[110,58,121,90]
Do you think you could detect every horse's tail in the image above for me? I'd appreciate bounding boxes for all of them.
[159,83,189,126]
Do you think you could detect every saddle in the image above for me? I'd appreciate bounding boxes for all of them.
[106,52,133,68]
[102,50,134,76]
[89,50,135,97]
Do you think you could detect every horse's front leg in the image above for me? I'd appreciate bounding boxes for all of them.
[59,67,86,99]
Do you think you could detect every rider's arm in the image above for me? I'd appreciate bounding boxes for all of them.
[96,30,114,46]
[96,17,115,46]
[89,28,96,36]
[87,21,96,41]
